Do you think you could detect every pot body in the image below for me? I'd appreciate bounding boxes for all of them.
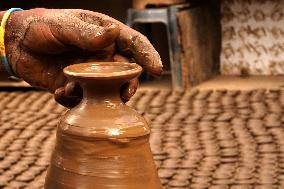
[45,94,162,189]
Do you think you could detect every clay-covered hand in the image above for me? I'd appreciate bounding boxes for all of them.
[4,8,163,107]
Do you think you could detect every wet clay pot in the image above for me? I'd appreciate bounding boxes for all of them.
[45,62,163,189]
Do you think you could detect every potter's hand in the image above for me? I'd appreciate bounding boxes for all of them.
[4,8,163,107]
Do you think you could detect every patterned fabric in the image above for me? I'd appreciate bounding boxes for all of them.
[221,0,284,75]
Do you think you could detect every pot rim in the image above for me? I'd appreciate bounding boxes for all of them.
[64,62,142,79]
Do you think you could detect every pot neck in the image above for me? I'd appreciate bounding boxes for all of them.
[63,62,142,106]
[79,80,123,105]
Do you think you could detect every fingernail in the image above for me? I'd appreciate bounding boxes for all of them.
[65,82,75,96]
[106,23,118,32]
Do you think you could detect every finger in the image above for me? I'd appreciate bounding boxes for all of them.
[66,82,83,99]
[86,43,116,61]
[26,14,120,54]
[73,10,118,29]
[117,27,163,76]
[113,54,132,63]
[54,82,83,108]
[56,16,119,51]
[86,51,132,63]
[70,10,163,76]
[22,22,72,54]
[54,87,80,108]
[120,78,139,103]
[64,82,75,96]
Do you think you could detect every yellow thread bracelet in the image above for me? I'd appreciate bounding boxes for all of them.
[0,8,23,77]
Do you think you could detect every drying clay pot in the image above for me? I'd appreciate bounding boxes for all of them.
[45,62,162,189]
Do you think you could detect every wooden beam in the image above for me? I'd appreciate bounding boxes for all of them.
[176,0,221,87]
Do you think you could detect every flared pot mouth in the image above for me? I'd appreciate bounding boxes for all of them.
[64,62,142,80]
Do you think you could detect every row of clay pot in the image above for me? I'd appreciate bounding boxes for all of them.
[2,89,284,189]
[0,107,56,189]
[145,90,284,188]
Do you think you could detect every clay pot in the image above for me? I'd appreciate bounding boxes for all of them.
[45,62,162,189]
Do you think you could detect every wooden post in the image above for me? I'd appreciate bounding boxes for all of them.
[176,0,221,87]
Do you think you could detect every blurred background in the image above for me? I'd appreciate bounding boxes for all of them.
[2,0,284,90]
[1,1,284,189]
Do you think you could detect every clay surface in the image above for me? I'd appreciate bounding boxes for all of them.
[44,62,162,189]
